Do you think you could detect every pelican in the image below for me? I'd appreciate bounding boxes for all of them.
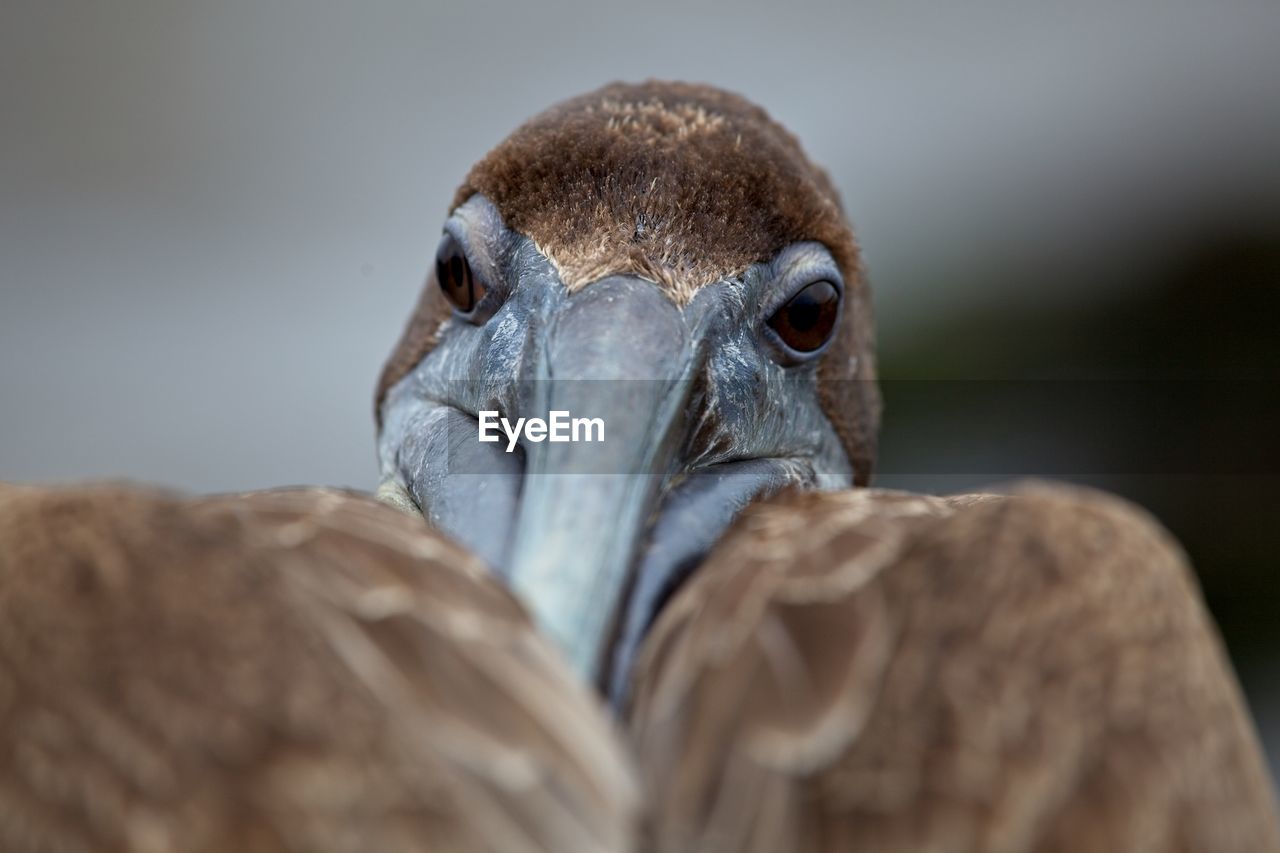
[1,80,1277,852]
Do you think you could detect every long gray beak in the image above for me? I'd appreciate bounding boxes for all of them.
[504,277,694,684]
[386,273,817,693]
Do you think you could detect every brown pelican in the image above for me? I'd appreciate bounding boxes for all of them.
[1,80,1276,852]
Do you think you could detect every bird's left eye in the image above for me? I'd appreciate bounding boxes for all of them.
[435,233,487,314]
[767,280,840,353]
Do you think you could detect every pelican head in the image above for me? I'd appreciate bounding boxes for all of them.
[375,81,880,701]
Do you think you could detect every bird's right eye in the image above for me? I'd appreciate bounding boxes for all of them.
[435,233,487,314]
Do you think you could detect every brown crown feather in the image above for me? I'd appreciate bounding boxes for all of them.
[377,80,880,483]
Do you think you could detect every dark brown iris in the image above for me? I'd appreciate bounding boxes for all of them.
[766,280,840,352]
[435,233,486,313]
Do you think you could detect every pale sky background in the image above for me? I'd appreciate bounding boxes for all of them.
[3,0,1279,770]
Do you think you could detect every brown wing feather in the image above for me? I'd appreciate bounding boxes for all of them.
[628,482,1280,853]
[0,483,637,853]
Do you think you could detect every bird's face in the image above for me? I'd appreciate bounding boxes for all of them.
[375,82,879,702]
[379,195,854,698]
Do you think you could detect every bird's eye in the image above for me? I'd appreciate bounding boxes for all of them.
[435,233,487,314]
[766,280,840,353]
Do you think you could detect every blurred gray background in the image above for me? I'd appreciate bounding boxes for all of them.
[3,2,1278,775]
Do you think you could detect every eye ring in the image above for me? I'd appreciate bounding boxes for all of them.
[764,279,841,361]
[435,232,488,316]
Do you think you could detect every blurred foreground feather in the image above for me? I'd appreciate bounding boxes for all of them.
[0,483,637,853]
[628,483,1280,852]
